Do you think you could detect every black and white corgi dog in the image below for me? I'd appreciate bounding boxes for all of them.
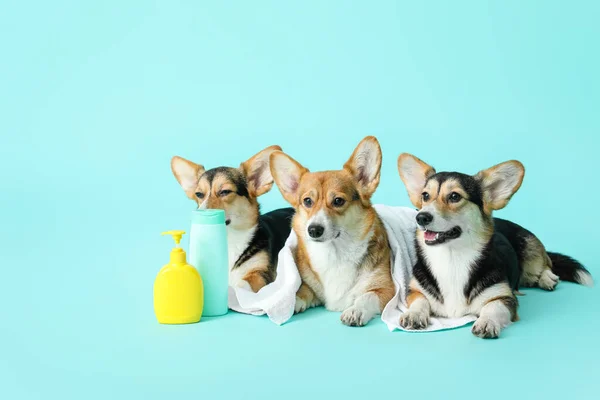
[270,136,395,327]
[171,146,294,293]
[396,153,593,338]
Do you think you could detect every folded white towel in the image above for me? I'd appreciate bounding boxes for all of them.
[227,230,301,325]
[229,205,476,331]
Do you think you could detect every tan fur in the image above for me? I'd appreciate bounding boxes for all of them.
[406,290,426,308]
[195,171,260,230]
[240,145,282,197]
[242,257,271,292]
[438,179,469,212]
[519,236,559,290]
[291,182,394,309]
[343,138,382,205]
[171,156,205,199]
[271,136,395,323]
[295,282,321,311]
[296,208,393,297]
[397,153,436,208]
[421,178,475,217]
[475,160,525,215]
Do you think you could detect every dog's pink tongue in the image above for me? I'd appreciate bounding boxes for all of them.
[424,231,437,241]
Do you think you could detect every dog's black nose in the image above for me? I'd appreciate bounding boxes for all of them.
[308,224,325,238]
[416,212,433,226]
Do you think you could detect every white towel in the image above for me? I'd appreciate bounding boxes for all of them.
[228,205,476,331]
[227,230,301,325]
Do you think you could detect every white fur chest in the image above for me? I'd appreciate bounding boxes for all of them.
[306,238,369,311]
[226,225,257,286]
[422,242,482,318]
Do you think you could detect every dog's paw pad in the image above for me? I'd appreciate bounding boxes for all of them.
[538,269,559,291]
[294,296,307,314]
[471,317,501,339]
[340,307,370,327]
[399,311,429,330]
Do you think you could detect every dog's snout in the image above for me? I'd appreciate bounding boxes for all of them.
[308,224,325,239]
[416,212,434,226]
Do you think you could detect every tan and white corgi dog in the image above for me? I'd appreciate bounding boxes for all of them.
[269,136,395,327]
[171,146,294,293]
[397,153,593,338]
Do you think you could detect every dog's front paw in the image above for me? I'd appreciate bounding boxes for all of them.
[471,317,502,339]
[340,306,374,327]
[399,311,429,330]
[294,296,308,314]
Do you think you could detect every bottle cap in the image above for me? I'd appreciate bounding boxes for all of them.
[161,230,187,264]
[191,209,226,225]
[162,230,185,246]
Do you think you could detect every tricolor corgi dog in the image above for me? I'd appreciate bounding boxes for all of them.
[397,153,593,338]
[171,146,294,292]
[270,136,395,326]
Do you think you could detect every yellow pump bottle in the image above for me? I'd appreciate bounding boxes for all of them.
[153,230,204,324]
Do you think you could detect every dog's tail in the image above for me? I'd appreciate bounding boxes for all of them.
[547,252,593,287]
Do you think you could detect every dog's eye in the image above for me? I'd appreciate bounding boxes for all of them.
[332,197,346,207]
[195,192,205,199]
[422,192,430,201]
[219,190,233,197]
[448,192,462,203]
[303,198,313,208]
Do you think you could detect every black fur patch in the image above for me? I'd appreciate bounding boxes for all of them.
[427,172,484,210]
[357,216,391,271]
[492,218,531,261]
[232,208,295,281]
[413,240,444,304]
[202,167,250,198]
[546,252,590,283]
[464,230,520,303]
[493,218,591,285]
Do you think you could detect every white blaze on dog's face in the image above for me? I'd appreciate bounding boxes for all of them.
[171,145,281,230]
[398,153,525,247]
[270,136,382,243]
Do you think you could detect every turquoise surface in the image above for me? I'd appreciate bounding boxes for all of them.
[2,1,598,399]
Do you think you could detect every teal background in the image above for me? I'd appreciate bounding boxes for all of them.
[2,1,599,399]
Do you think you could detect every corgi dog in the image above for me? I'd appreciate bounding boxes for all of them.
[171,146,294,292]
[397,153,593,338]
[269,136,395,327]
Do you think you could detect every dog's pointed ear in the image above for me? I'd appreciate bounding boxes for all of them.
[475,160,525,213]
[171,156,205,199]
[270,151,308,206]
[240,145,282,197]
[343,136,382,201]
[397,153,436,208]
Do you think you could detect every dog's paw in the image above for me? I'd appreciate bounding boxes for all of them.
[538,269,559,291]
[294,296,308,314]
[399,311,429,330]
[340,306,373,327]
[471,317,502,339]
